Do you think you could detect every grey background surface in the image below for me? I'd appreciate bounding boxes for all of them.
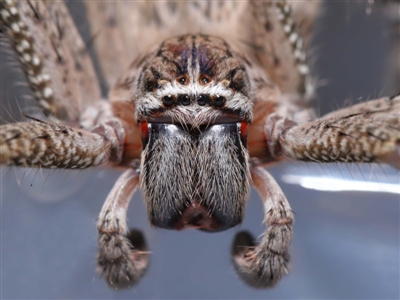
[1,1,399,299]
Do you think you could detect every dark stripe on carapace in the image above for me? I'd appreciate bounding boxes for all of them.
[156,41,166,57]
[191,35,197,69]
[198,46,216,78]
[213,54,232,68]
[180,48,190,74]
[160,55,186,75]
[137,62,149,88]
[226,67,248,96]
[150,67,162,80]
[222,40,233,58]
[157,41,189,75]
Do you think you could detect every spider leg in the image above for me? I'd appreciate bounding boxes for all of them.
[0,116,125,169]
[279,96,400,168]
[97,169,149,289]
[0,0,101,121]
[232,166,293,288]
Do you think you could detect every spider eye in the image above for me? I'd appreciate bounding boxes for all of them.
[199,75,211,85]
[162,95,174,107]
[197,94,210,106]
[145,80,157,92]
[214,95,226,107]
[177,75,189,85]
[178,94,191,106]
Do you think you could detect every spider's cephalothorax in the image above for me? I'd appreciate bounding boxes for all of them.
[1,0,399,291]
[133,35,253,125]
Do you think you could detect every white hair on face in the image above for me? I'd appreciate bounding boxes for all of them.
[135,77,253,126]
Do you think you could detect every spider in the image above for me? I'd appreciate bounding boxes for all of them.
[1,0,399,293]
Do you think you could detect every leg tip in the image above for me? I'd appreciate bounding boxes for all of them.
[97,228,149,289]
[231,230,290,289]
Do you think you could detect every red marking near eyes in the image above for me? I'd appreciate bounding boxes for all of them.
[239,122,248,141]
[141,122,149,143]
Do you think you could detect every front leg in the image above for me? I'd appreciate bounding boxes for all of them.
[232,166,293,288]
[0,109,126,169]
[271,96,400,168]
[97,168,149,289]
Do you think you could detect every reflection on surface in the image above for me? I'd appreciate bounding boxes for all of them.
[282,164,400,194]
[2,163,399,299]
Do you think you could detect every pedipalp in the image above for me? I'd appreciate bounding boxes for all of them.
[232,166,293,288]
[97,168,149,289]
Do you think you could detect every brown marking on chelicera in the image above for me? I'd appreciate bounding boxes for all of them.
[173,202,222,231]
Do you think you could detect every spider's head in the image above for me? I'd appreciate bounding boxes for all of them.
[134,34,253,127]
[130,34,254,232]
